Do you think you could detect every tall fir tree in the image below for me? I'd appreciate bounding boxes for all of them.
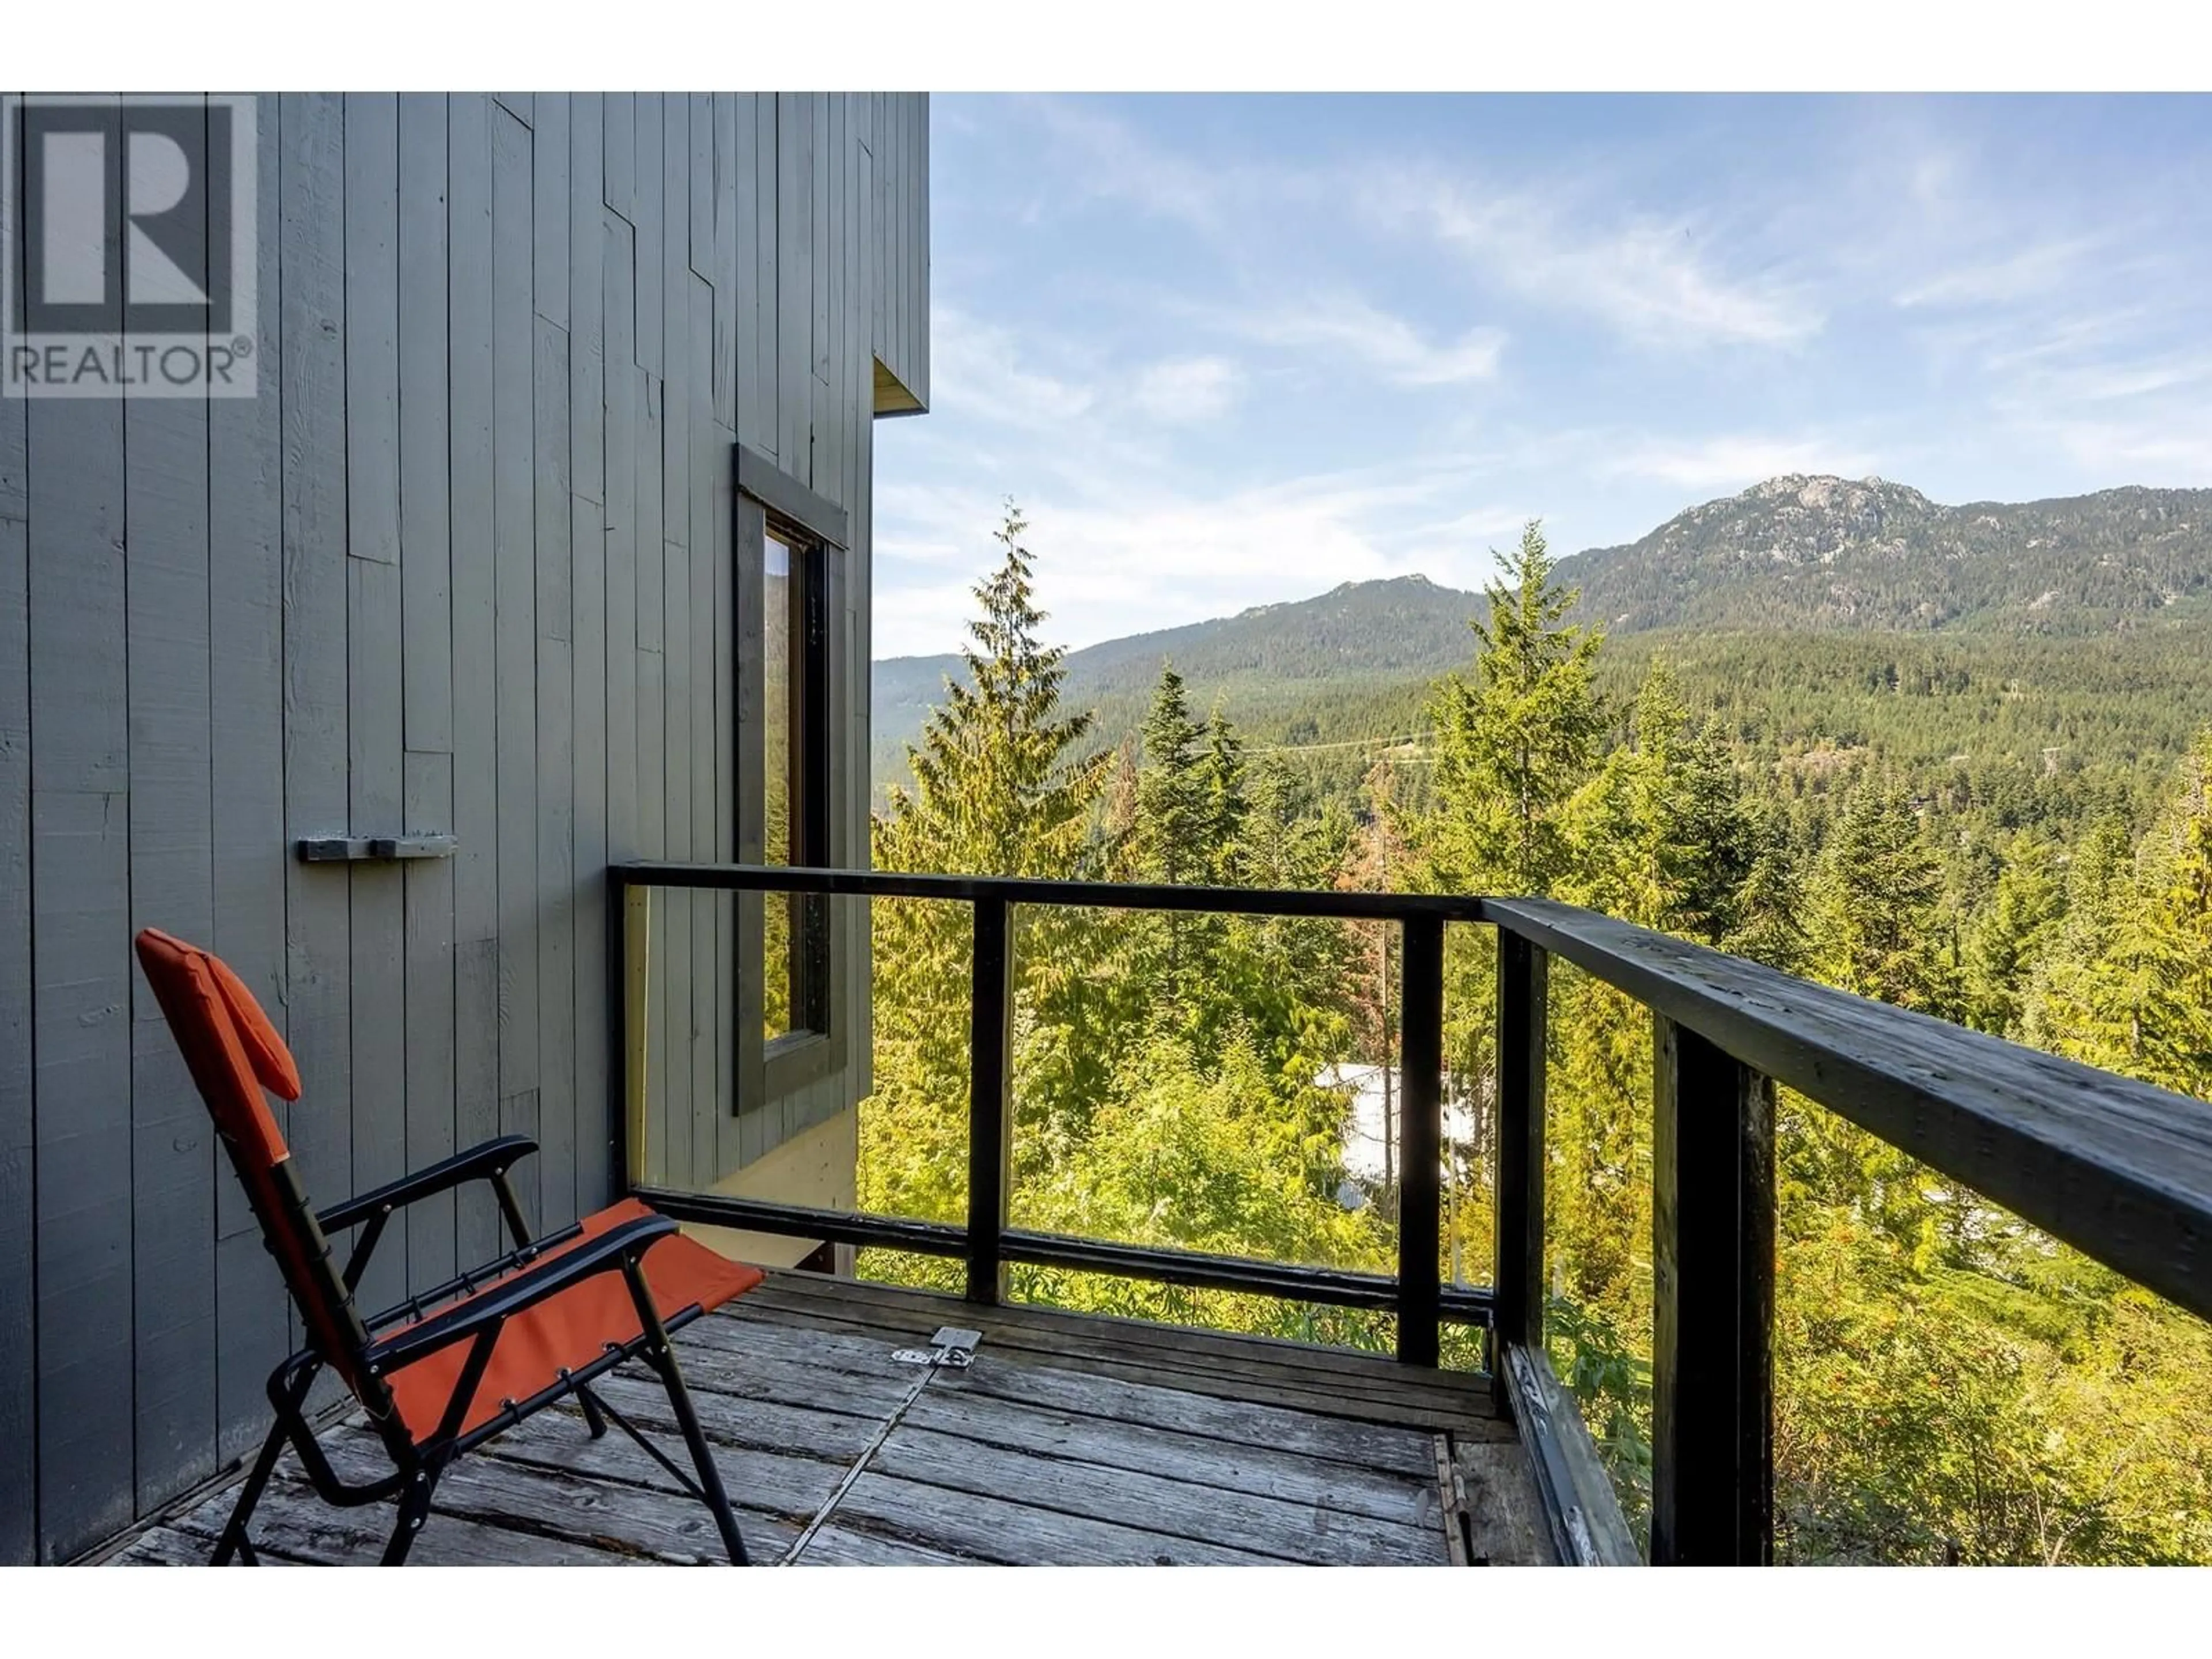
[864,503,1113,1230]
[875,501,1111,880]
[1132,664,1211,886]
[1811,780,1962,1018]
[1413,518,1605,899]
[1200,709,1250,885]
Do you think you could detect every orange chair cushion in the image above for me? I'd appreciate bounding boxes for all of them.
[133,927,370,1384]
[134,928,297,1165]
[383,1199,765,1444]
[204,949,302,1100]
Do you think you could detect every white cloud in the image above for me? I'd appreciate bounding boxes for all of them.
[1397,175,1823,350]
[930,307,1096,427]
[1227,296,1506,387]
[1604,434,1881,493]
[1895,238,2102,309]
[871,462,1511,658]
[1130,355,1244,423]
[1998,405,2212,483]
[1019,96,1232,234]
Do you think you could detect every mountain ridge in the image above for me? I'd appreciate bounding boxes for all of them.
[872,475,2212,791]
[1554,475,2212,634]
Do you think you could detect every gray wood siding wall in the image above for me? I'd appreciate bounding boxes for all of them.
[0,89,928,1564]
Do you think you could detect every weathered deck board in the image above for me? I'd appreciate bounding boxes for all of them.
[732,1274,1509,1438]
[105,1268,1546,1566]
[900,1387,1440,1522]
[863,1421,1445,1565]
[747,1267,1484,1396]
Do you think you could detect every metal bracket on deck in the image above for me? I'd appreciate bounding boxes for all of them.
[891,1327,982,1369]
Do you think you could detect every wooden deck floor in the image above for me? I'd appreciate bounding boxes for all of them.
[103,1270,1555,1566]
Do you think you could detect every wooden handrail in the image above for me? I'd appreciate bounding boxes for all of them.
[1481,896,2212,1327]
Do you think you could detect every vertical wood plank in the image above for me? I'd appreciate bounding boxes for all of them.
[1651,1016,1776,1567]
[732,94,766,453]
[124,93,217,1506]
[711,94,738,432]
[708,97,738,1162]
[632,96,662,378]
[570,95,612,1213]
[344,93,408,1320]
[400,747,456,1278]
[491,101,540,1190]
[26,89,134,1562]
[751,94,778,462]
[870,91,889,371]
[812,95,831,399]
[777,95,810,476]
[208,93,291,1460]
[660,94,695,1182]
[912,94,929,404]
[688,276,717,1179]
[850,119,876,1104]
[278,86,354,1343]
[398,92,456,1291]
[603,215,638,884]
[819,96,843,502]
[634,368,666,1185]
[880,94,898,400]
[534,309,576,1233]
[713,452,737,1170]
[602,90,634,223]
[0,217,34,1564]
[399,95,454,756]
[687,90,713,280]
[532,93,569,332]
[1493,929,1547,1403]
[448,93,502,1267]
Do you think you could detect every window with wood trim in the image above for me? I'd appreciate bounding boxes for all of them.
[736,444,849,1109]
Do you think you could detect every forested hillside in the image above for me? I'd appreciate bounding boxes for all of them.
[857,501,2212,1566]
[873,475,2212,810]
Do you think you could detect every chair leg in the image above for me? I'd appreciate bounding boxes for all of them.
[654,1351,749,1565]
[578,1385,610,1440]
[211,1418,289,1566]
[381,1471,436,1566]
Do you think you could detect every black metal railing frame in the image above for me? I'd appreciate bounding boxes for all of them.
[608,861,2212,1569]
[611,863,1489,1360]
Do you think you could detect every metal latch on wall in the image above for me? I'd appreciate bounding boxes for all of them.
[891,1327,982,1369]
[296,834,459,863]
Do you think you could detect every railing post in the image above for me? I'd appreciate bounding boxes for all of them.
[1491,929,1547,1407]
[1650,1014,1776,1566]
[965,898,1016,1305]
[1396,914,1444,1367]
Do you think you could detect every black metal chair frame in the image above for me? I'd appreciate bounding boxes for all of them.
[214,1134,750,1566]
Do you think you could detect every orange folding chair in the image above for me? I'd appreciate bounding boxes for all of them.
[135,927,766,1565]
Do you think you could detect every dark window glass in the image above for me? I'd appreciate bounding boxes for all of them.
[763,530,827,1042]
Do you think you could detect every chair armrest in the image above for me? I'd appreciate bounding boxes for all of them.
[319,1134,540,1233]
[362,1213,677,1373]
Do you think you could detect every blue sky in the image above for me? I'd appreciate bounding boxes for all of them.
[872,93,2212,659]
